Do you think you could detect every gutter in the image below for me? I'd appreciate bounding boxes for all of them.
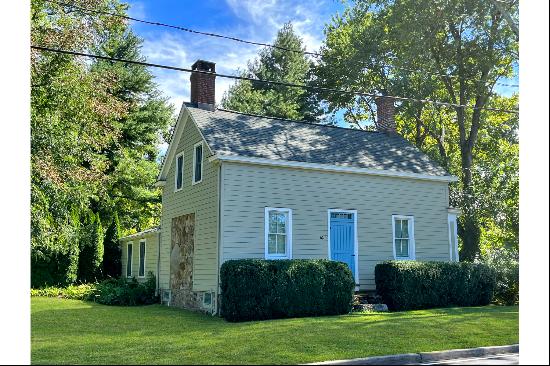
[208,155,458,183]
[215,161,223,315]
[156,230,161,296]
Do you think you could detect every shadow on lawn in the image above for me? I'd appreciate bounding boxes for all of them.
[32,298,518,336]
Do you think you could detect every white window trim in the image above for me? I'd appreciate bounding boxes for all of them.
[192,141,204,185]
[126,242,133,278]
[264,207,292,260]
[392,215,415,260]
[327,209,359,285]
[448,214,459,262]
[138,239,146,278]
[174,151,184,192]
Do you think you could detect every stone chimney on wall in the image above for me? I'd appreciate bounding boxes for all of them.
[375,96,397,133]
[190,60,216,110]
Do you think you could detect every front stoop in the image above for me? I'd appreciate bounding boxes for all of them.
[305,344,519,365]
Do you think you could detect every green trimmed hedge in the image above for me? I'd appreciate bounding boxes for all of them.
[220,259,355,322]
[375,261,496,311]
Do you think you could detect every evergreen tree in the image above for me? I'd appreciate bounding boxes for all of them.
[103,212,122,278]
[31,0,173,286]
[78,212,104,283]
[221,23,322,121]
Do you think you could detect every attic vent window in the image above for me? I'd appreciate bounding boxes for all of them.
[175,152,184,191]
[193,142,203,184]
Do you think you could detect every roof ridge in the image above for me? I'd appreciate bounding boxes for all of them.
[210,106,385,135]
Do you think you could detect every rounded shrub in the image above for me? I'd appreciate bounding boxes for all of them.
[477,248,519,305]
[375,261,496,311]
[220,259,355,322]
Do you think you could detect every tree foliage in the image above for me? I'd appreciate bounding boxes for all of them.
[221,23,322,121]
[103,212,122,278]
[315,0,519,259]
[78,211,104,283]
[31,0,173,286]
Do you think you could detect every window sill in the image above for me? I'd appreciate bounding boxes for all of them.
[265,256,291,260]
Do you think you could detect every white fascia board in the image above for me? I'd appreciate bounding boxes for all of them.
[157,104,216,184]
[210,155,458,183]
[157,105,189,182]
[119,227,161,241]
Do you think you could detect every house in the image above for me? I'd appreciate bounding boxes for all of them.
[119,60,460,314]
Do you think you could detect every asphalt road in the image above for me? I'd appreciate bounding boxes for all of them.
[420,353,519,365]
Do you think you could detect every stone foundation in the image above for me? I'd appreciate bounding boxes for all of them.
[170,288,202,310]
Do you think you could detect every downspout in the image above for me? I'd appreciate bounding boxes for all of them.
[156,230,161,296]
[215,162,223,315]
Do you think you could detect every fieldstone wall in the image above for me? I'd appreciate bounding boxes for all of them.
[170,213,201,310]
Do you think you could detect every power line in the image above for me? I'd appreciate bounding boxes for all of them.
[44,0,519,89]
[44,0,319,56]
[31,45,520,114]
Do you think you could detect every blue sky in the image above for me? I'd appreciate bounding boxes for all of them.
[125,0,518,117]
[126,0,346,109]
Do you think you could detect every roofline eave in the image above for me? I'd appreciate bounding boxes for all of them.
[209,154,458,183]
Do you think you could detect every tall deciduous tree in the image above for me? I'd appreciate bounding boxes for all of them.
[315,0,518,260]
[221,23,322,121]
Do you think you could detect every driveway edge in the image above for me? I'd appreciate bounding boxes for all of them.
[306,344,519,365]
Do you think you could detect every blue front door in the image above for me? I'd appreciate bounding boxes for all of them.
[330,212,356,282]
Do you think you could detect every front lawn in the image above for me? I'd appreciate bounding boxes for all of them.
[31,297,518,365]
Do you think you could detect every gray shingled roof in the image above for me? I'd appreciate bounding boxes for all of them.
[187,104,450,177]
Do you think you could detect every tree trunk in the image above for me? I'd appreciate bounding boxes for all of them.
[458,144,481,261]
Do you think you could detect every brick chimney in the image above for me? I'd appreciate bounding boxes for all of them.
[375,96,397,133]
[190,60,216,110]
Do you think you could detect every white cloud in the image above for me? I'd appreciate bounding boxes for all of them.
[127,1,146,19]
[137,0,336,110]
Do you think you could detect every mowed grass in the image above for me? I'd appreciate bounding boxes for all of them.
[31,297,518,365]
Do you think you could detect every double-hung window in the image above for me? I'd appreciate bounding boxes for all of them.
[265,207,292,259]
[126,243,133,277]
[392,215,415,260]
[193,142,203,184]
[175,152,184,191]
[138,240,146,278]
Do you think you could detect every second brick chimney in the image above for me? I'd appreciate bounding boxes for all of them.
[190,60,216,110]
[375,96,397,133]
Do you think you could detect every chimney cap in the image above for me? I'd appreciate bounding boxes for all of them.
[191,60,216,72]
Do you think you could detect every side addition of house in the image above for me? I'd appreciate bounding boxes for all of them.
[120,59,460,314]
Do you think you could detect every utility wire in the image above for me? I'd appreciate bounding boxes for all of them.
[31,45,520,114]
[44,0,319,56]
[44,0,519,89]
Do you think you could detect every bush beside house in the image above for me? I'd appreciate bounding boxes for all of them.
[477,248,519,305]
[375,261,496,311]
[31,273,158,306]
[220,259,355,322]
